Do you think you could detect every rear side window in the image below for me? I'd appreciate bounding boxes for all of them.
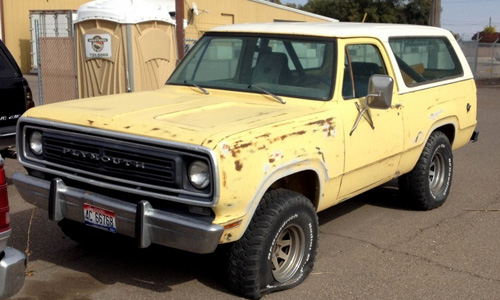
[0,46,18,79]
[389,37,463,87]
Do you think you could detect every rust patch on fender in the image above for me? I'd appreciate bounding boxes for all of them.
[307,118,336,137]
[278,130,307,142]
[88,120,94,126]
[256,133,271,139]
[235,160,243,171]
[316,147,326,163]
[235,142,252,149]
[306,120,326,126]
[231,149,241,158]
[220,143,231,160]
[269,150,283,163]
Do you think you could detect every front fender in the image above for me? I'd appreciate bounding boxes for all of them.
[217,158,329,243]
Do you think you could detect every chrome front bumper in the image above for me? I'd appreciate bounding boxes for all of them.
[13,173,224,254]
[0,247,26,300]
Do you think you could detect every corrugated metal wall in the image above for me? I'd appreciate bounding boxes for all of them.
[2,0,88,73]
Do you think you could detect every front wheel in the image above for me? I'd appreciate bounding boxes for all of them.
[399,131,453,210]
[226,189,318,299]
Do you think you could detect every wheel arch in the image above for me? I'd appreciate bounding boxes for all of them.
[226,159,326,243]
[267,169,321,208]
[432,123,455,146]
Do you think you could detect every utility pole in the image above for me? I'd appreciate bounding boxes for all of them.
[176,0,184,61]
[429,0,441,27]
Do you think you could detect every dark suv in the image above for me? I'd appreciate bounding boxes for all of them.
[0,39,34,157]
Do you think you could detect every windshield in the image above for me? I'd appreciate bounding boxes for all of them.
[168,34,336,101]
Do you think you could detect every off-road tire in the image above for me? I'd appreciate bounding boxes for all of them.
[399,131,453,210]
[226,189,318,299]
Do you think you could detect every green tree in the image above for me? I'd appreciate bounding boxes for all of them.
[303,0,361,22]
[402,0,432,24]
[299,0,431,25]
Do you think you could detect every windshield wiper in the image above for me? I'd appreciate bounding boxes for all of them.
[248,84,286,104]
[184,80,209,95]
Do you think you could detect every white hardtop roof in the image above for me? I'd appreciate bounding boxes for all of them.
[209,22,454,40]
[76,0,175,25]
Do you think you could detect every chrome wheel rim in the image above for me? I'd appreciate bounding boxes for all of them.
[429,152,446,195]
[271,224,306,283]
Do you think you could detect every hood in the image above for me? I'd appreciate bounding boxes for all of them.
[24,85,325,149]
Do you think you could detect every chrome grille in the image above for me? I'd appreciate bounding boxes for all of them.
[42,131,179,188]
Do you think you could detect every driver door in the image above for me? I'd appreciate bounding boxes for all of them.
[338,40,404,199]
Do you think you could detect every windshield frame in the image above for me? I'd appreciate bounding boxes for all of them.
[167,32,337,101]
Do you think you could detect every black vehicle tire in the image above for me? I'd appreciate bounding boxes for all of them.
[398,131,453,210]
[226,189,318,299]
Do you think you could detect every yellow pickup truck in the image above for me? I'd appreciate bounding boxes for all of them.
[14,22,477,298]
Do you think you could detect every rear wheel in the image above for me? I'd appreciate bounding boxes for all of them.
[399,131,453,210]
[227,189,318,299]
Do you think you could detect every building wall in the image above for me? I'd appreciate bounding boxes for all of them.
[184,0,335,40]
[1,0,88,73]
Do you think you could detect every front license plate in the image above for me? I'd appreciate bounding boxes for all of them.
[83,203,117,233]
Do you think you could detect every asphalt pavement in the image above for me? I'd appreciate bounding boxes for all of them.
[3,82,499,300]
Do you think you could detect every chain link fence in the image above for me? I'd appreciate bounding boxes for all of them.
[38,37,78,105]
[458,40,500,80]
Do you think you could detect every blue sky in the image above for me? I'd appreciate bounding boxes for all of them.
[284,0,500,40]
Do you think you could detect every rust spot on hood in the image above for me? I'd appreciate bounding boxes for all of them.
[88,120,94,125]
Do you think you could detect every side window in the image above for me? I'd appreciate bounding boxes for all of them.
[0,47,18,79]
[389,37,463,86]
[343,44,387,99]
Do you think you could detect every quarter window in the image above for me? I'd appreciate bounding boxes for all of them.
[389,37,463,86]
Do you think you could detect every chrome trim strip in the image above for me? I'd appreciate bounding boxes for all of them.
[0,132,15,138]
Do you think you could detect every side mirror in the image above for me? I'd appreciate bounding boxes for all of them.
[366,75,393,109]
